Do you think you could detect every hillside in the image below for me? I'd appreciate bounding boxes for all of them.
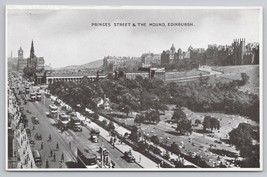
[212,65,260,95]
[58,59,103,70]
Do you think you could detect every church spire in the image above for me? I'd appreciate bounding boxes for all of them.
[30,40,35,59]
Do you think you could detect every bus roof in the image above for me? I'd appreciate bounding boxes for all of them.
[71,116,80,121]
[49,104,58,109]
[32,150,41,158]
[59,113,69,118]
[78,146,96,159]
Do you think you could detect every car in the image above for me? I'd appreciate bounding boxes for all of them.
[214,140,222,144]
[32,117,40,124]
[30,140,35,146]
[26,129,31,137]
[123,150,135,163]
[35,133,42,140]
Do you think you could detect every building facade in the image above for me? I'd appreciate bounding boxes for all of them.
[232,38,246,65]
[141,53,161,67]
[17,47,27,73]
[103,56,141,73]
[27,41,45,71]
[125,68,166,81]
[45,70,106,85]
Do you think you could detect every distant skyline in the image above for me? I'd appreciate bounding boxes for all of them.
[7,7,261,68]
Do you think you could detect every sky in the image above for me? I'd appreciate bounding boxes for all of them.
[7,7,261,68]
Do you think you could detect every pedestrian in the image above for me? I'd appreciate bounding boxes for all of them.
[56,142,59,150]
[61,152,64,162]
[111,160,115,168]
[46,160,49,168]
[53,153,56,161]
[50,149,53,157]
[41,142,43,150]
[33,125,35,130]
[30,161,33,168]
[48,134,51,141]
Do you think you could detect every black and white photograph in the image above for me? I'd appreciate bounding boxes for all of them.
[6,6,263,171]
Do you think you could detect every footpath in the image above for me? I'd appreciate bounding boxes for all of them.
[79,114,159,168]
[51,95,197,168]
[9,92,36,169]
[84,110,198,167]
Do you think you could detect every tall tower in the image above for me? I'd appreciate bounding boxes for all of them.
[28,40,37,68]
[240,38,246,65]
[170,44,176,53]
[169,44,176,64]
[18,47,23,59]
[30,40,35,59]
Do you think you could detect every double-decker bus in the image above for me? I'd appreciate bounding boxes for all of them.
[49,104,58,118]
[25,86,30,94]
[30,92,36,101]
[77,146,99,168]
[70,116,82,132]
[36,91,42,101]
[58,113,70,130]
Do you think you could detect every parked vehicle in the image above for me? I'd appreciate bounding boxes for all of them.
[77,146,98,168]
[26,128,31,137]
[36,91,42,101]
[123,150,135,163]
[58,113,70,130]
[30,92,36,101]
[25,86,30,94]
[30,139,35,146]
[35,133,42,140]
[49,104,58,118]
[32,117,39,124]
[32,150,42,167]
[90,134,98,143]
[70,116,82,132]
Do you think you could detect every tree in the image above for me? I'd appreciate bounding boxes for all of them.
[144,110,160,124]
[108,121,115,131]
[240,73,250,86]
[137,141,148,152]
[101,119,107,126]
[195,119,201,125]
[134,114,144,125]
[170,142,181,155]
[228,123,259,168]
[123,105,131,116]
[203,116,211,131]
[130,126,139,142]
[171,108,186,123]
[92,113,99,120]
[199,73,209,85]
[203,116,220,131]
[176,118,192,135]
[228,123,254,150]
[150,135,160,145]
[23,66,36,80]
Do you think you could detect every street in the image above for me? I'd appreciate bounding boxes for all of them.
[15,80,141,169]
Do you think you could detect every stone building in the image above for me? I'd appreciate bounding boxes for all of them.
[17,47,27,73]
[27,41,45,71]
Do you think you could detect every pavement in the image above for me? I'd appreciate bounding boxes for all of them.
[84,109,197,168]
[8,90,36,169]
[72,109,159,168]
